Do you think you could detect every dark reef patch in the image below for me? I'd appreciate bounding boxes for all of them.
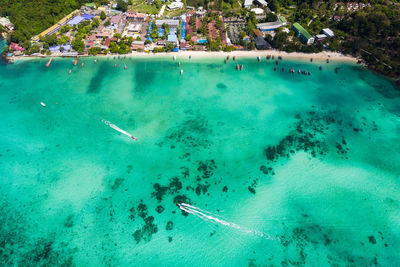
[159,113,212,151]
[197,159,216,179]
[216,83,227,90]
[166,221,174,231]
[156,205,165,214]
[195,183,210,195]
[151,177,183,202]
[368,235,377,245]
[64,214,74,228]
[222,185,228,192]
[134,65,156,94]
[261,109,359,175]
[131,201,158,244]
[87,65,108,94]
[110,177,124,191]
[248,179,257,194]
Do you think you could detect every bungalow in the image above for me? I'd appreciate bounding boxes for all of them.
[292,23,314,44]
[322,28,334,38]
[254,36,270,49]
[88,34,97,42]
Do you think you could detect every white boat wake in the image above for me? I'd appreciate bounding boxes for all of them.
[178,203,276,240]
[102,120,137,140]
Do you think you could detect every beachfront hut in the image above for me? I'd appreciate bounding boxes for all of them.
[322,28,334,38]
[292,23,314,44]
[254,36,270,49]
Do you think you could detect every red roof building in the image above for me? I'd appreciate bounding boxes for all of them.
[104,38,111,48]
[10,42,25,52]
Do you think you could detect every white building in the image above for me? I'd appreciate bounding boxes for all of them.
[256,0,268,7]
[244,0,253,8]
[251,8,264,15]
[322,28,334,38]
[168,1,184,10]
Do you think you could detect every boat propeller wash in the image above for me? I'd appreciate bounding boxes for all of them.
[177,203,276,240]
[102,119,137,140]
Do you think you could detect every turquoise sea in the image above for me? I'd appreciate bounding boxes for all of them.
[1,45,400,265]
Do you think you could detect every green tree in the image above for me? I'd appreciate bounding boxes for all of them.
[71,38,85,53]
[116,0,128,12]
[100,11,106,20]
[185,34,192,41]
[92,18,100,28]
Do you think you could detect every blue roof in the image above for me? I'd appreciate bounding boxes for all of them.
[68,16,85,25]
[49,44,71,52]
[172,47,179,52]
[168,34,177,42]
[197,39,207,44]
[158,29,165,37]
[82,14,95,20]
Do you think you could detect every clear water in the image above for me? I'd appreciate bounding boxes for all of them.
[0,55,399,266]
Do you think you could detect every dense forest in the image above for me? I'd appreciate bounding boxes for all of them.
[0,0,102,44]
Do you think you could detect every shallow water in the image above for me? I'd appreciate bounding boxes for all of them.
[0,55,399,266]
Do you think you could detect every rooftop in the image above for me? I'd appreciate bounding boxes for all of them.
[293,23,312,40]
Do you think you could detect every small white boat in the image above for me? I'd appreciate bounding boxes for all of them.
[180,69,183,75]
[40,102,46,107]
[173,55,176,61]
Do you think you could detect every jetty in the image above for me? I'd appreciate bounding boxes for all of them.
[45,57,53,68]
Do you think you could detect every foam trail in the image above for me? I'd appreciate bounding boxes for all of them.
[102,120,137,140]
[179,203,274,240]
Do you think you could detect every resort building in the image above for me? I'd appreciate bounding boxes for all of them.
[254,36,270,49]
[322,28,334,38]
[244,0,253,9]
[155,19,180,29]
[257,21,282,32]
[68,16,85,26]
[251,8,264,15]
[168,1,184,10]
[292,23,314,44]
[126,12,146,22]
[131,41,145,50]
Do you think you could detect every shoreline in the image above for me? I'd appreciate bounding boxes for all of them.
[7,50,359,63]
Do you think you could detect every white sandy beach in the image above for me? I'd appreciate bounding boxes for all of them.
[8,50,358,63]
